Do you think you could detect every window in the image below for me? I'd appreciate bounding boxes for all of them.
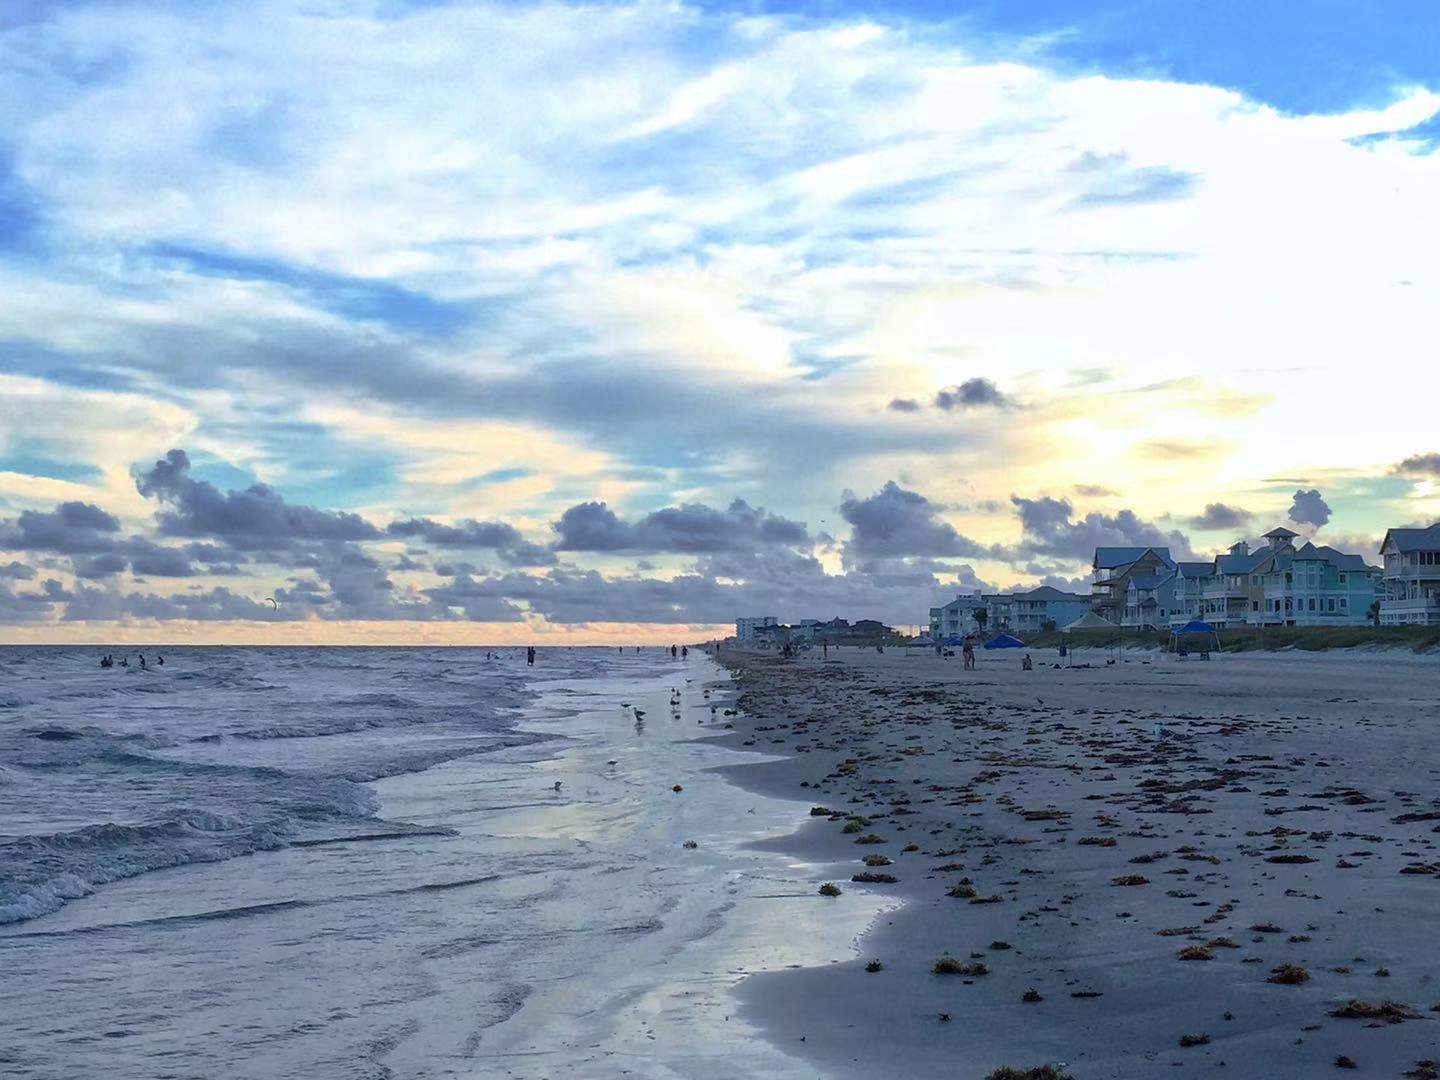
[1251,600,1259,611]
[1339,573,1347,584]
[1328,599,1336,612]
[1340,598,1347,610]
[1309,598,1316,611]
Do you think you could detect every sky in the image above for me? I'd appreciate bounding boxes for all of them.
[1,0,1438,644]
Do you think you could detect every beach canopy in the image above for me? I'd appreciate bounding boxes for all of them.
[941,635,968,646]
[983,633,1026,650]
[1061,611,1118,633]
[1173,620,1218,636]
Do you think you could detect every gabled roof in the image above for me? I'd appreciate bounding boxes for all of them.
[1286,542,1373,571]
[1263,526,1299,539]
[1176,561,1214,578]
[1014,585,1090,602]
[1093,546,1174,570]
[1382,523,1440,554]
[1062,611,1119,631]
[1126,572,1171,590]
[1215,548,1269,573]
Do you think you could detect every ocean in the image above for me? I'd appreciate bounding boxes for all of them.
[0,646,875,1079]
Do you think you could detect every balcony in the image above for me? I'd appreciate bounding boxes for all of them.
[1381,597,1440,615]
[1202,582,1247,600]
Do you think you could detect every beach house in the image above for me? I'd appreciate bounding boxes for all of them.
[1379,522,1440,625]
[1121,571,1180,629]
[1091,547,1175,623]
[1200,538,1275,626]
[998,586,1091,633]
[1252,541,1379,626]
[929,593,987,640]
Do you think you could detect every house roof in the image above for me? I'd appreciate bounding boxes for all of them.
[1215,548,1269,573]
[1281,542,1373,571]
[1263,526,1299,539]
[1176,561,1214,578]
[938,594,986,612]
[1093,546,1174,570]
[1126,572,1171,590]
[1012,585,1089,602]
[1062,611,1119,632]
[1382,523,1440,554]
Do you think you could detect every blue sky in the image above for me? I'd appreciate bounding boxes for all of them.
[1,0,1437,640]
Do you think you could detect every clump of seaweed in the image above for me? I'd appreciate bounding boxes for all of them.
[1330,1000,1421,1023]
[1268,963,1310,985]
[934,956,989,976]
[818,882,842,897]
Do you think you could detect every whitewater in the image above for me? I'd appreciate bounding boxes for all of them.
[0,646,882,1079]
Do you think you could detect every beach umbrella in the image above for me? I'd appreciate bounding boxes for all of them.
[983,633,1026,650]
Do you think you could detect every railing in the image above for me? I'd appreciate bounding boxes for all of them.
[1381,598,1440,614]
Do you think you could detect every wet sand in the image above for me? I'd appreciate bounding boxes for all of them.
[710,646,1440,1079]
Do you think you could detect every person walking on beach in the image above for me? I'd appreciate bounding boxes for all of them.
[681,645,688,659]
[670,644,677,659]
[962,640,975,670]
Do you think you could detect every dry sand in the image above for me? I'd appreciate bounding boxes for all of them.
[708,645,1440,1079]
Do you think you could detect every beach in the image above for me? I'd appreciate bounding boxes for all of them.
[710,645,1440,1079]
[7,643,1440,1079]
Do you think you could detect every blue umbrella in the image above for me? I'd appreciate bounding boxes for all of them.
[1173,620,1217,636]
[983,633,1026,650]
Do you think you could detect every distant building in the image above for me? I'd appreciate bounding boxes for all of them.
[996,586,1090,634]
[932,587,1088,638]
[929,592,986,640]
[1379,523,1440,625]
[735,616,778,642]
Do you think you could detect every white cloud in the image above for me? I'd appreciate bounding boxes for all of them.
[1,0,1438,627]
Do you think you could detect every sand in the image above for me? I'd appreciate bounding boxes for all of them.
[709,645,1440,1079]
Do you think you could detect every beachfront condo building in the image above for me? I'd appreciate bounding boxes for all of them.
[1379,523,1440,625]
[735,616,778,641]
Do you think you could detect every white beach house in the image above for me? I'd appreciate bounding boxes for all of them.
[998,586,1091,633]
[1379,523,1440,625]
[929,593,987,640]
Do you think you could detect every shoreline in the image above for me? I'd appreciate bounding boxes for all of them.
[707,646,1440,1079]
[398,656,896,1078]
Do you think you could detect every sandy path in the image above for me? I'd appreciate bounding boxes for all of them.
[711,646,1440,1079]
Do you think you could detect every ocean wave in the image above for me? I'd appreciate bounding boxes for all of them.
[0,812,296,924]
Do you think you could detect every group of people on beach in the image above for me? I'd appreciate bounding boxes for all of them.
[99,653,162,669]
